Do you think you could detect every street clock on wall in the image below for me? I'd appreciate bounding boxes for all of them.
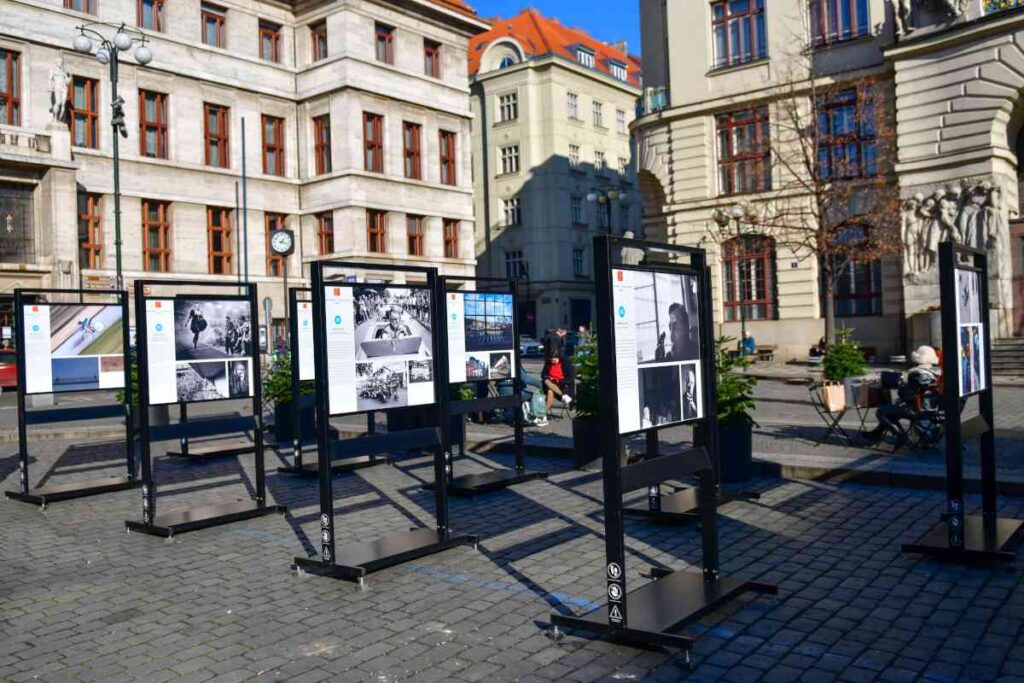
[270,228,295,256]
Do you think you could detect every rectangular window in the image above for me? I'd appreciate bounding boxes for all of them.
[204,103,230,168]
[77,193,102,269]
[443,219,459,258]
[834,257,882,317]
[595,151,606,173]
[424,39,441,78]
[620,204,630,232]
[375,23,394,64]
[716,105,771,195]
[265,213,285,276]
[406,215,424,256]
[439,130,457,185]
[70,77,99,148]
[259,21,281,63]
[363,112,384,173]
[616,109,627,134]
[571,195,585,225]
[367,209,387,253]
[712,0,767,69]
[201,4,227,49]
[317,211,334,255]
[810,0,870,47]
[502,197,521,226]
[567,92,579,119]
[568,144,580,168]
[505,250,526,279]
[592,101,604,127]
[0,50,21,126]
[816,84,877,180]
[618,157,629,176]
[65,0,96,13]
[722,234,775,321]
[137,0,164,31]
[498,93,518,122]
[262,115,284,176]
[142,199,171,272]
[139,90,168,159]
[313,114,332,175]
[577,48,595,68]
[499,144,520,175]
[403,121,422,180]
[599,202,611,230]
[310,22,328,61]
[573,248,585,277]
[609,61,628,81]
[207,206,233,274]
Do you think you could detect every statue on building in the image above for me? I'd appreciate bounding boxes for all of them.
[894,0,968,37]
[901,193,923,275]
[47,57,71,124]
[894,0,915,37]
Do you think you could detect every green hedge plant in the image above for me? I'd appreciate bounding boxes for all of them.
[822,328,866,381]
[715,336,758,426]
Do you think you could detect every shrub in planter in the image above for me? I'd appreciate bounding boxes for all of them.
[262,354,314,442]
[822,328,866,382]
[571,337,601,468]
[116,350,169,428]
[714,336,758,482]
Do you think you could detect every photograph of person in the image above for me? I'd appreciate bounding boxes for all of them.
[174,299,252,361]
[635,272,700,364]
[464,292,514,352]
[228,360,250,399]
[355,362,408,410]
[681,365,700,420]
[49,304,124,358]
[176,361,229,402]
[353,286,432,361]
[637,365,682,428]
[956,268,982,325]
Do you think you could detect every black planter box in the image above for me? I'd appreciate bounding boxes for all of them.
[274,402,315,443]
[719,419,753,483]
[572,416,600,469]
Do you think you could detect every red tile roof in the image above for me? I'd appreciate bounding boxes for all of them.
[428,0,482,20]
[469,8,641,88]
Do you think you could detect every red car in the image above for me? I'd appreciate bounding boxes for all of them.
[0,349,16,389]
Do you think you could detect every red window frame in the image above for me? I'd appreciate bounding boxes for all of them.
[809,0,870,47]
[204,103,230,168]
[259,22,281,62]
[201,4,227,48]
[65,0,96,13]
[265,213,285,276]
[207,206,233,274]
[443,219,459,259]
[831,225,882,317]
[0,50,20,127]
[363,112,384,173]
[262,114,284,176]
[816,84,877,180]
[313,115,332,175]
[69,76,99,148]
[403,121,422,180]
[367,209,387,253]
[77,193,102,269]
[407,215,424,256]
[439,130,456,186]
[716,105,771,195]
[137,0,164,31]
[424,39,441,78]
[139,90,168,159]
[375,23,394,64]
[310,22,328,61]
[711,0,767,69]
[316,212,334,255]
[721,234,776,321]
[142,199,171,272]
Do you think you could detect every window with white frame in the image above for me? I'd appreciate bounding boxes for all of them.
[500,144,520,175]
[616,109,627,134]
[573,247,586,276]
[567,92,579,119]
[618,157,628,175]
[569,144,581,168]
[577,47,595,68]
[502,196,521,226]
[498,92,518,122]
[505,250,527,279]
[609,61,628,81]
[599,202,611,229]
[595,150,606,172]
[592,101,604,127]
[571,195,585,225]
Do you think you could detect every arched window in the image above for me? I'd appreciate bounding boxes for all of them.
[721,234,776,321]
[499,56,516,69]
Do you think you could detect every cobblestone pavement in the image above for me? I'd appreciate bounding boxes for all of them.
[4,437,1024,682]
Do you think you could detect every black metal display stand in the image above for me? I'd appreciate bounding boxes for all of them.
[278,287,387,477]
[5,288,139,507]
[125,280,285,538]
[901,242,1023,564]
[550,236,775,651]
[165,402,256,459]
[422,277,546,496]
[292,261,476,585]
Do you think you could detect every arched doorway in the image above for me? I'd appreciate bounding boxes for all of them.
[637,169,668,243]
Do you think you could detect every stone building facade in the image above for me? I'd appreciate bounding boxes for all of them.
[0,0,486,339]
[634,0,1024,360]
[468,9,642,337]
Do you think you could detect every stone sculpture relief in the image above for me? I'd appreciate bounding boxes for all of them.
[894,0,969,37]
[47,57,70,124]
[900,180,1007,281]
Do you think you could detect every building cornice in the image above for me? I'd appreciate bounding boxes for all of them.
[471,53,641,96]
[885,8,1024,58]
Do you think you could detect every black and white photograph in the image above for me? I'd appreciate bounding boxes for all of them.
[638,365,682,429]
[489,351,512,380]
[634,272,700,364]
[681,364,700,420]
[408,359,433,384]
[228,360,250,399]
[174,299,253,361]
[176,361,229,402]
[464,292,514,352]
[956,268,982,325]
[355,361,409,411]
[466,355,489,380]
[353,286,432,362]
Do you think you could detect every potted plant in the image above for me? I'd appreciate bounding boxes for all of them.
[713,336,758,482]
[821,328,867,410]
[571,337,601,469]
[262,353,314,443]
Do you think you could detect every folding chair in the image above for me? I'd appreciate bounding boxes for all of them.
[808,381,853,446]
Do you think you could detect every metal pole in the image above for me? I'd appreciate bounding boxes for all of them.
[737,219,747,348]
[235,182,241,291]
[241,118,249,284]
[110,49,124,291]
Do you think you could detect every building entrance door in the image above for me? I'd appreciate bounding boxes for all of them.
[1012,221,1024,336]
[570,298,592,330]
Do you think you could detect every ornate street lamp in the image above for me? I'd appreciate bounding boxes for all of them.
[73,22,154,291]
[712,202,757,349]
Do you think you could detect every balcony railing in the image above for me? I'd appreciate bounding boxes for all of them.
[636,87,670,117]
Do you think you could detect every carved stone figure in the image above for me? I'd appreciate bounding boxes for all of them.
[47,57,70,124]
[901,193,923,275]
[894,0,915,37]
[957,182,988,249]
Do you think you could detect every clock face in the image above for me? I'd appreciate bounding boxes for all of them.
[271,230,294,255]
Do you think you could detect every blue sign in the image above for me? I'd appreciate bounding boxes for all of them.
[155,323,163,332]
[31,324,39,333]
[617,306,626,318]
[334,315,342,325]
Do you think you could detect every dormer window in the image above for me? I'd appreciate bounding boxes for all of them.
[609,61,628,81]
[576,47,595,69]
[499,56,516,69]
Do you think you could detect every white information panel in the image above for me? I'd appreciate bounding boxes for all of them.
[144,297,256,405]
[445,291,516,384]
[324,284,435,416]
[611,268,704,435]
[955,268,986,397]
[22,303,125,394]
[296,300,315,382]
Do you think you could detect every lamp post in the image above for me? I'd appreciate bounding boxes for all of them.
[712,202,756,350]
[586,187,627,233]
[73,22,153,292]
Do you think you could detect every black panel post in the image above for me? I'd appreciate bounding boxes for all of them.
[251,283,267,506]
[976,251,997,520]
[432,269,451,533]
[178,403,189,457]
[645,430,660,513]
[289,287,303,469]
[311,263,336,564]
[121,290,136,480]
[939,243,965,547]
[135,281,156,526]
[14,289,28,496]
[695,250,720,580]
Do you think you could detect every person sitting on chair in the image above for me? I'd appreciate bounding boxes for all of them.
[374,307,412,340]
[861,345,941,447]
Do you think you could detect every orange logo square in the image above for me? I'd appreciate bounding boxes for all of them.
[31,306,38,312]
[155,301,162,308]
[333,288,340,296]
[616,271,624,281]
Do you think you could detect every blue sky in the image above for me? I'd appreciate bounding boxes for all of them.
[470,1,642,57]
